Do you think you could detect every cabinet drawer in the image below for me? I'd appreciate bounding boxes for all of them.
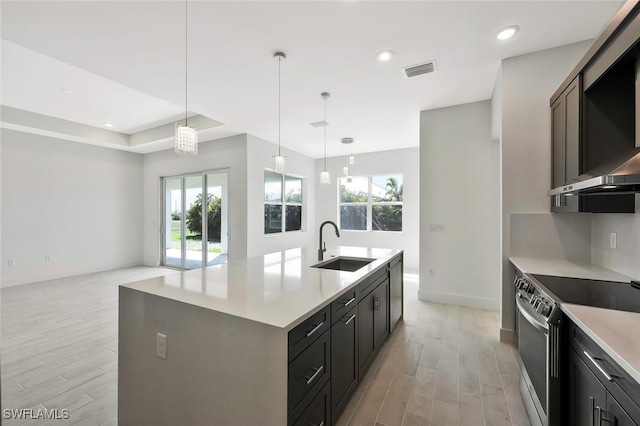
[292,381,331,426]
[289,305,330,360]
[570,322,640,421]
[289,329,331,415]
[331,288,358,325]
[358,267,388,298]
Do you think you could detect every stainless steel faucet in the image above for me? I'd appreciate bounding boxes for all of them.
[318,220,340,261]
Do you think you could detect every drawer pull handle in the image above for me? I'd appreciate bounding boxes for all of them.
[373,295,380,311]
[306,322,324,338]
[305,365,324,385]
[344,314,356,325]
[343,297,356,307]
[584,351,616,382]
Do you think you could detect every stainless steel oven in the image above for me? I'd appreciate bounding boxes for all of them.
[514,273,562,426]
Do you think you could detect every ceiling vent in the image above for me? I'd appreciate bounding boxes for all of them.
[310,120,329,128]
[403,60,437,78]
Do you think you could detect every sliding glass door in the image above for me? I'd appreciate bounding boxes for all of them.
[162,171,228,269]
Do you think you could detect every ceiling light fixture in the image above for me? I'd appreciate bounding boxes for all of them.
[59,88,73,95]
[104,122,113,128]
[320,92,331,185]
[497,25,519,41]
[273,51,287,174]
[377,50,394,62]
[175,0,198,155]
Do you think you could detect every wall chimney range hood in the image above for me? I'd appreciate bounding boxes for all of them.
[549,147,640,196]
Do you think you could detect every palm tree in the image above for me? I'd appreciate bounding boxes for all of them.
[385,177,402,201]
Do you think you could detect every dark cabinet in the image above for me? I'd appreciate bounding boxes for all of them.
[569,348,607,426]
[568,321,640,426]
[358,277,389,377]
[330,306,358,424]
[608,393,639,426]
[389,256,403,333]
[551,75,581,213]
[293,381,331,426]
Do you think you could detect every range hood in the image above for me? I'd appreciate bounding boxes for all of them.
[549,147,640,196]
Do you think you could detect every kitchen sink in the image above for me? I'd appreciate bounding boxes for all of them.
[312,256,375,272]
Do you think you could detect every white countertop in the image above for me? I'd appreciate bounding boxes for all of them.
[509,257,633,283]
[121,246,402,331]
[562,303,640,384]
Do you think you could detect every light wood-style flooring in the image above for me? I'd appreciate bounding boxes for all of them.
[337,275,530,426]
[1,269,530,426]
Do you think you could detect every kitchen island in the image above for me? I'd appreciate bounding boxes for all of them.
[118,246,403,426]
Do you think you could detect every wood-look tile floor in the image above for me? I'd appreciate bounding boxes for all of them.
[337,276,531,426]
[1,267,177,425]
[1,269,530,426]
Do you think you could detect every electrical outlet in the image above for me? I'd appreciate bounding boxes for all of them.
[45,256,51,262]
[8,259,15,266]
[156,333,167,360]
[428,224,445,232]
[610,233,617,249]
[428,268,435,277]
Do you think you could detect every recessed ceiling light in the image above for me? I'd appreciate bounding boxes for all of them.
[104,122,113,128]
[59,88,73,94]
[497,26,519,40]
[377,50,394,62]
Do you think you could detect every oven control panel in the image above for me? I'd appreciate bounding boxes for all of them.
[514,275,556,318]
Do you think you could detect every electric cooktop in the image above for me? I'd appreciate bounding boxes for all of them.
[530,274,640,314]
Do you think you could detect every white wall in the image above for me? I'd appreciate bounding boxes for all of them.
[419,101,500,310]
[246,135,316,258]
[142,134,249,265]
[498,41,592,339]
[591,202,640,280]
[314,148,420,273]
[1,129,144,287]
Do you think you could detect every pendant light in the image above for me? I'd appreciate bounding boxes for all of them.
[273,51,287,174]
[341,137,353,181]
[175,0,198,155]
[320,92,331,184]
[349,140,356,165]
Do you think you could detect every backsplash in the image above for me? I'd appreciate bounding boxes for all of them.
[591,196,640,280]
[510,213,591,261]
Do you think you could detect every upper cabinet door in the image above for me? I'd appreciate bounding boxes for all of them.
[564,77,581,184]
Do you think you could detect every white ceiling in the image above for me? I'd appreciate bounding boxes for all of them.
[1,1,623,158]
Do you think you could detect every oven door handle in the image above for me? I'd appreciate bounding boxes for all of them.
[516,294,549,334]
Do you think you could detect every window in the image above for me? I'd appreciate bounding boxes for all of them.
[339,174,403,232]
[264,170,303,234]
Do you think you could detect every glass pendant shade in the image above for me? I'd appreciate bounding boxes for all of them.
[343,166,349,176]
[175,123,198,155]
[349,155,355,165]
[320,170,331,184]
[274,155,286,174]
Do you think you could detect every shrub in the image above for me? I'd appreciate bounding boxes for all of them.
[186,194,222,240]
[171,211,182,221]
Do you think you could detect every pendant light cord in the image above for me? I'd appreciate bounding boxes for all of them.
[185,0,188,126]
[323,96,327,171]
[278,56,282,156]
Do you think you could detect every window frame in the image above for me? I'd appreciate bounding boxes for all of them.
[338,174,403,233]
[264,169,304,235]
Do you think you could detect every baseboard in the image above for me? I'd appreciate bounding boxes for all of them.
[418,290,499,311]
[500,328,516,344]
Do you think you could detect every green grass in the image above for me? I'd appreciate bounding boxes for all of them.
[171,220,222,254]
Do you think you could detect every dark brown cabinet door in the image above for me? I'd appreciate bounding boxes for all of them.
[569,348,607,426]
[331,306,358,424]
[358,290,375,376]
[551,76,580,213]
[606,394,638,426]
[373,280,389,352]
